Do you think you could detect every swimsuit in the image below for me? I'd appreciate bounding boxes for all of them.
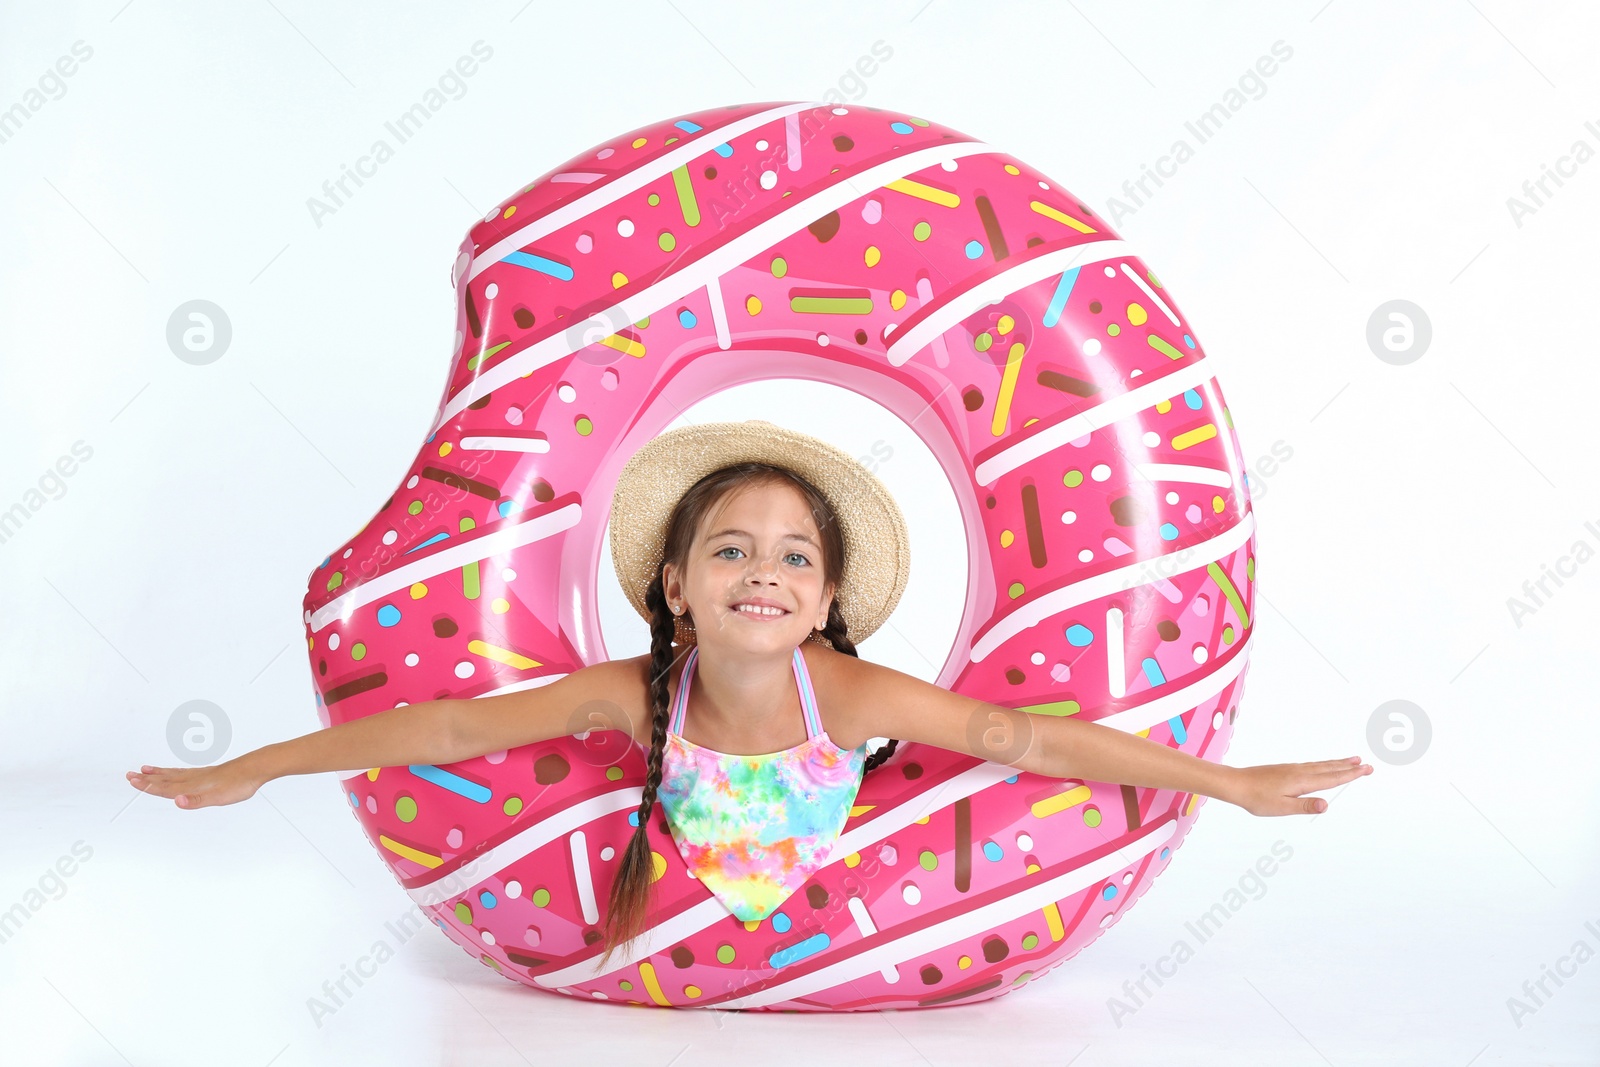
[655,644,868,921]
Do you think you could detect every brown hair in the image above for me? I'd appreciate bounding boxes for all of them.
[595,462,900,969]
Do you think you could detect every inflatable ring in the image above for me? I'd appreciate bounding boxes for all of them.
[301,101,1258,1011]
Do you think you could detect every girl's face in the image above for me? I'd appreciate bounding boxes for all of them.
[662,481,835,654]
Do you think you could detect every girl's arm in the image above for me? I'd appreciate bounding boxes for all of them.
[842,656,1371,817]
[127,658,638,810]
[126,698,462,808]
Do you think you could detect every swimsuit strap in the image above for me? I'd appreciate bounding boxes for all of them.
[668,645,698,735]
[791,645,823,740]
[667,644,823,740]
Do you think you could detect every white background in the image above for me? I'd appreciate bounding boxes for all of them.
[1,1,1597,1063]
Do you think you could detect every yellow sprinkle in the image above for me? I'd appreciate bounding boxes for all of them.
[409,582,428,599]
[465,639,542,671]
[379,835,441,868]
[1000,529,1014,548]
[631,137,647,148]
[843,851,860,868]
[915,815,930,825]
[991,341,1026,436]
[1127,302,1148,326]
[1032,783,1092,819]
[997,315,1015,335]
[1213,495,1225,513]
[502,205,516,219]
[684,985,702,998]
[491,598,510,614]
[1156,399,1172,413]
[864,245,881,267]
[638,961,670,1005]
[886,177,960,207]
[649,850,666,882]
[745,295,762,315]
[438,442,452,457]
[611,271,628,289]
[1030,200,1097,233]
[1172,423,1218,451]
[366,768,380,781]
[1004,164,1020,175]
[600,333,646,359]
[890,289,907,310]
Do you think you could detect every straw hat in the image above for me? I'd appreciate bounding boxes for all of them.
[609,420,910,646]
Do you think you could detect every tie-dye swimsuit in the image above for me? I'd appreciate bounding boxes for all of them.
[656,644,868,921]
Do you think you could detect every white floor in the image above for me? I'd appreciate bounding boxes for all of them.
[3,765,1593,1067]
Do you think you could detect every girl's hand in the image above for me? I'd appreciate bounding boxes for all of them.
[1226,756,1372,816]
[125,757,265,809]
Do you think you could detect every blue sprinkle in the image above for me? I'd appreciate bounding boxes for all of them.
[497,499,517,519]
[714,142,733,158]
[628,811,639,827]
[771,911,791,933]
[769,932,829,969]
[1183,334,1196,349]
[1159,523,1180,540]
[674,119,704,133]
[1183,388,1202,410]
[1065,623,1095,647]
[1043,266,1080,329]
[479,890,497,909]
[890,121,914,134]
[1168,714,1188,745]
[1005,774,1019,784]
[1141,657,1167,688]
[964,240,984,259]
[678,308,698,328]
[1160,847,1171,860]
[1101,883,1118,901]
[405,531,450,554]
[376,604,402,627]
[409,765,492,804]
[502,250,575,281]
[320,555,332,568]
[982,841,1004,862]
[348,791,358,806]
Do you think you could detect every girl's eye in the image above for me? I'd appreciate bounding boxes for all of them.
[714,546,809,566]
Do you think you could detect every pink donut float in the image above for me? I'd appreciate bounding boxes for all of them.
[301,101,1258,1011]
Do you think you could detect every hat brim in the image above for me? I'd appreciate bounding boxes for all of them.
[609,420,910,645]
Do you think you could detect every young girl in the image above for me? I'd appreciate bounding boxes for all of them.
[126,420,1372,968]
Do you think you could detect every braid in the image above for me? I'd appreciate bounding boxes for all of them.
[596,570,681,969]
[816,599,900,774]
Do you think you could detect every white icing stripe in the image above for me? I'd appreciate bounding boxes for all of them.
[406,785,643,906]
[458,434,550,453]
[972,357,1217,486]
[465,102,818,284]
[884,239,1134,368]
[706,275,731,350]
[310,502,581,633]
[1132,462,1233,489]
[971,509,1255,663]
[1107,605,1126,700]
[432,138,998,432]
[718,819,1182,1009]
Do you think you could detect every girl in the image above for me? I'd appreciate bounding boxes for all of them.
[127,420,1372,969]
